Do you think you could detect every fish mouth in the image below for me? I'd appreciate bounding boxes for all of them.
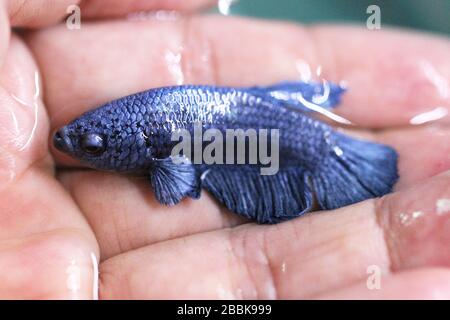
[53,127,73,153]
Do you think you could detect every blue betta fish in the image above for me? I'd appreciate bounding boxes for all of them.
[53,81,398,224]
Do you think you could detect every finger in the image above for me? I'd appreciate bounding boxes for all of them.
[0,1,10,66]
[7,0,81,27]
[377,171,450,270]
[0,34,49,189]
[80,0,216,19]
[0,31,99,298]
[99,172,449,299]
[7,0,215,27]
[0,229,97,299]
[25,16,450,131]
[313,26,450,128]
[317,268,450,300]
[59,170,246,261]
[99,201,388,299]
[58,122,448,260]
[376,125,450,190]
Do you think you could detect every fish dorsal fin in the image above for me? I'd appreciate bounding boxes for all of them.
[247,81,345,110]
[200,165,313,224]
[149,156,200,206]
[246,81,351,125]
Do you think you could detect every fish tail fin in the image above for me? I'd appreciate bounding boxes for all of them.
[312,133,398,210]
[247,80,346,112]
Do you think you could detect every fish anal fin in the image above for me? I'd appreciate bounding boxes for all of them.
[201,165,313,224]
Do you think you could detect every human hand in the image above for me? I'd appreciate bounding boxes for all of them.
[0,0,449,299]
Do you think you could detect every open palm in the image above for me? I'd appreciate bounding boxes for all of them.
[0,1,449,299]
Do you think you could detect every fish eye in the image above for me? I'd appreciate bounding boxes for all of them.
[80,133,106,155]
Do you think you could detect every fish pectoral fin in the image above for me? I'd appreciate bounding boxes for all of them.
[149,156,200,206]
[200,165,313,224]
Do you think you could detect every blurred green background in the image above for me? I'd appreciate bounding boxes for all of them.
[213,0,450,36]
